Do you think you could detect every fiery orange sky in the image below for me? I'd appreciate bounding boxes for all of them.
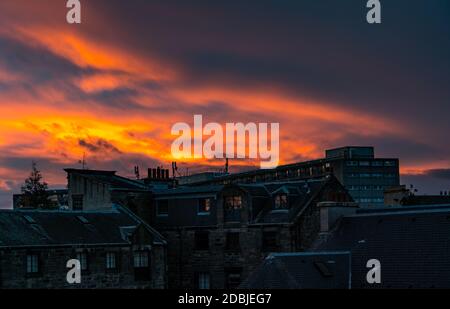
[1,1,450,207]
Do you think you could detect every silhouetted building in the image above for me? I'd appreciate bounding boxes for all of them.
[0,205,167,289]
[65,169,149,211]
[188,146,399,208]
[143,175,356,288]
[384,185,450,207]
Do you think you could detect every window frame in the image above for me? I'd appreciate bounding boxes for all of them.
[72,194,84,211]
[133,251,151,281]
[156,200,169,217]
[274,194,288,210]
[197,272,211,289]
[105,252,118,271]
[198,198,212,216]
[76,252,89,271]
[26,253,40,275]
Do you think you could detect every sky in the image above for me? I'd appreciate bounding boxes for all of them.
[0,0,449,208]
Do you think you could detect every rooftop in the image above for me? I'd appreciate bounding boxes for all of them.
[0,206,165,248]
[316,205,450,288]
[240,252,351,289]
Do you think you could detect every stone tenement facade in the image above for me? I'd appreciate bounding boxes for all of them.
[138,175,356,289]
[0,207,167,289]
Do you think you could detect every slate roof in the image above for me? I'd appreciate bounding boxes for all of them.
[240,252,351,289]
[317,206,450,288]
[0,206,165,248]
[254,178,334,224]
[401,195,450,206]
[64,169,148,190]
[153,185,224,197]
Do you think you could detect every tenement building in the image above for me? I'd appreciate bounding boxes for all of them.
[144,175,356,288]
[0,205,167,289]
[186,146,400,208]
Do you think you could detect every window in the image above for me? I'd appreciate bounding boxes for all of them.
[72,195,83,211]
[346,161,358,166]
[225,233,240,252]
[197,273,210,289]
[225,196,242,210]
[372,161,383,166]
[274,194,288,209]
[26,254,39,274]
[225,268,242,289]
[76,252,88,271]
[384,161,397,166]
[198,198,212,215]
[359,161,370,166]
[195,231,210,250]
[134,251,151,281]
[262,231,278,252]
[106,252,117,270]
[157,200,169,216]
[224,196,242,222]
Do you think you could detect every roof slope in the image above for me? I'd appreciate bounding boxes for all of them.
[318,207,450,288]
[240,252,351,289]
[65,169,148,190]
[0,207,165,248]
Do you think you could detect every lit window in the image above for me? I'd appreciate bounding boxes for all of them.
[225,196,242,210]
[274,194,288,209]
[224,196,242,222]
[198,198,212,215]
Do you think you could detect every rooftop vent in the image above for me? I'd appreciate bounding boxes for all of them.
[77,216,89,224]
[314,261,333,278]
[23,215,36,224]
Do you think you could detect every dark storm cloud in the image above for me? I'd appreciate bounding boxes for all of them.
[424,169,450,180]
[78,138,122,154]
[79,0,450,147]
[0,36,93,83]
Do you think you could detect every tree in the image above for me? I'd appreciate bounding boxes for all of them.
[20,162,53,209]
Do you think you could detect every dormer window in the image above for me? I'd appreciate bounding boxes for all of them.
[274,194,288,209]
[224,196,242,222]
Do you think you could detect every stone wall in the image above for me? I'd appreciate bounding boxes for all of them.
[0,245,166,289]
